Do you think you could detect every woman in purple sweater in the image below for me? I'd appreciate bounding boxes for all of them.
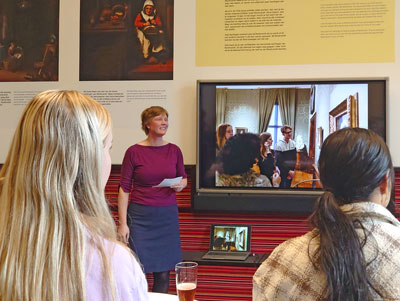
[117,106,187,293]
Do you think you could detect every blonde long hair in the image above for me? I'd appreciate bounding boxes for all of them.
[0,90,119,300]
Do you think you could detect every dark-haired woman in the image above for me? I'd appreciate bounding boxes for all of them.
[253,128,400,300]
[258,132,280,186]
[216,133,279,187]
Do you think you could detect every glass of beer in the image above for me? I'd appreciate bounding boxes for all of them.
[175,261,198,301]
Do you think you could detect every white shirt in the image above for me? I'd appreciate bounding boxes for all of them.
[275,138,296,152]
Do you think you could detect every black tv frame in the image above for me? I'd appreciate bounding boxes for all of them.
[194,78,387,214]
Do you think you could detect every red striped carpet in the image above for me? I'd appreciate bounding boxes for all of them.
[104,166,400,300]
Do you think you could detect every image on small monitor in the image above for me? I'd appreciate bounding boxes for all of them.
[212,225,249,252]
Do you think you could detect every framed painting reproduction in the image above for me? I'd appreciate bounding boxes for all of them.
[329,93,359,133]
[310,85,316,114]
[238,230,246,249]
[235,127,248,135]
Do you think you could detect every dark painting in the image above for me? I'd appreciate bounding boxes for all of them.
[0,0,59,82]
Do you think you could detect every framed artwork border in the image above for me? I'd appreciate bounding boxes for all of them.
[329,93,359,133]
[238,230,245,249]
[235,127,248,134]
[317,126,324,148]
[310,85,316,114]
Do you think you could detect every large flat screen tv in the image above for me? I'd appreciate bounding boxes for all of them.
[195,79,387,214]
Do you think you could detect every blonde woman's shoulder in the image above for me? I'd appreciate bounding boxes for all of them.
[86,237,149,301]
[111,242,149,300]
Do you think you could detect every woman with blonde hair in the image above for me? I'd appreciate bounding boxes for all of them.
[0,90,148,300]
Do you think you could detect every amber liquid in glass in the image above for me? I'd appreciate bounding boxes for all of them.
[177,283,196,301]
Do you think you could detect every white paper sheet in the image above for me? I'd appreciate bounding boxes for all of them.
[153,176,182,188]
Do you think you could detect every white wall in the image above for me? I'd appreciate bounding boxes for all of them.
[225,89,259,134]
[174,0,400,165]
[329,84,368,128]
[1,0,399,166]
[313,84,369,162]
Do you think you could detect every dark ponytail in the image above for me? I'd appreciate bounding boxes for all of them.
[310,128,393,300]
[310,191,371,300]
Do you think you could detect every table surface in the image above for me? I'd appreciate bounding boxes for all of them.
[148,292,197,301]
[182,250,269,267]
[148,292,178,300]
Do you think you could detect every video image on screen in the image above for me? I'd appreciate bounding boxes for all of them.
[212,83,369,189]
[196,79,386,213]
[212,226,249,252]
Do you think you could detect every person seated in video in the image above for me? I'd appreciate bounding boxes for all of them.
[275,125,297,188]
[212,236,227,250]
[216,133,280,187]
[225,230,237,251]
[134,0,167,64]
[258,132,281,186]
[4,41,23,72]
[216,123,233,154]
